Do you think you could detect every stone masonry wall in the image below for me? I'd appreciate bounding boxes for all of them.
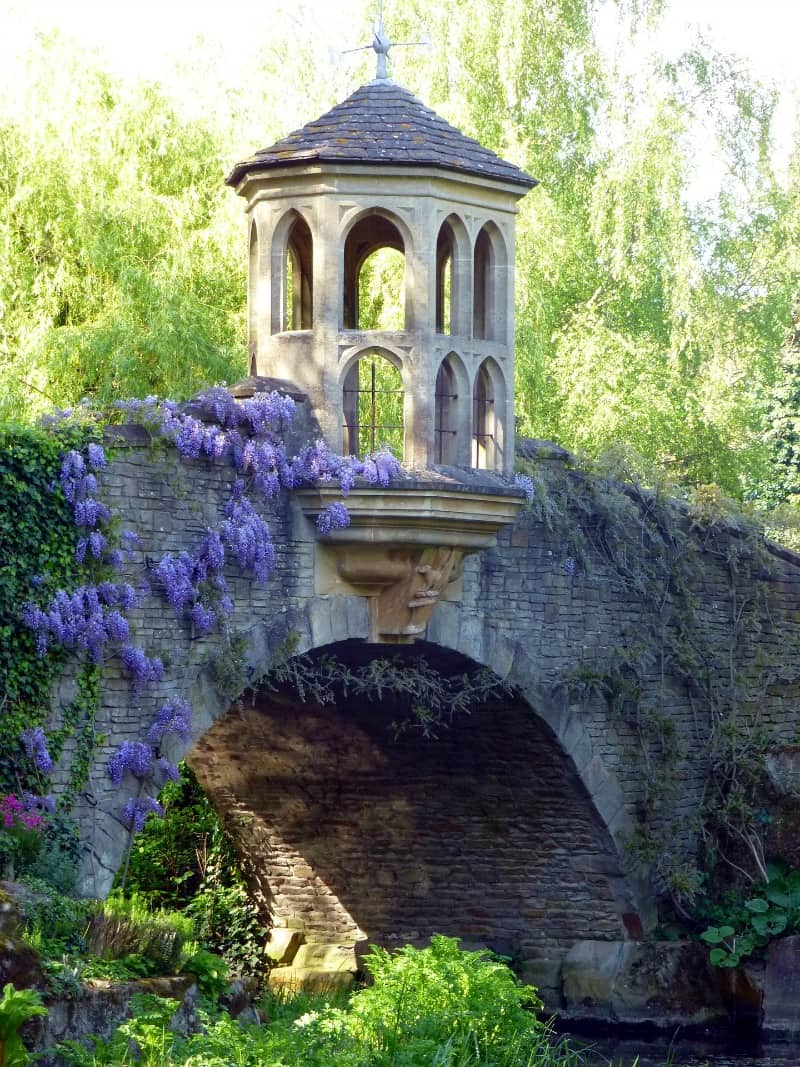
[58,426,800,974]
[189,687,627,961]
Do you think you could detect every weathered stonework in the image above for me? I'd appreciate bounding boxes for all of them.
[55,421,800,1004]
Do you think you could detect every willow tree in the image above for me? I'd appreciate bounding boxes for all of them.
[391,0,795,495]
[0,37,245,419]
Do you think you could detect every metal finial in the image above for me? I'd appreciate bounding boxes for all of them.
[372,2,391,80]
[342,1,430,83]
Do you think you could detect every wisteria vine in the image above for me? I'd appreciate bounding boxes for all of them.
[21,386,402,837]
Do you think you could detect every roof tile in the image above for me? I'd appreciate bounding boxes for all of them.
[227,80,537,189]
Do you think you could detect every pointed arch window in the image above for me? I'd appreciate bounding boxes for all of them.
[434,357,459,464]
[472,223,508,344]
[248,221,259,373]
[283,215,313,331]
[342,350,404,458]
[473,228,493,341]
[343,214,406,331]
[472,358,505,470]
[436,223,455,334]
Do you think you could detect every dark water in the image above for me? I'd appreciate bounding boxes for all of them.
[571,1035,799,1066]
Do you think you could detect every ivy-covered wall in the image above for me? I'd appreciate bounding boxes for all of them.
[6,394,800,987]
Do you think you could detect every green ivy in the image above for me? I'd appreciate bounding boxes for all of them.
[0,422,98,800]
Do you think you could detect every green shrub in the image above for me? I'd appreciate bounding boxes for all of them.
[182,949,228,1001]
[87,893,194,974]
[0,983,47,1067]
[55,939,584,1067]
[701,860,800,967]
[345,935,546,1062]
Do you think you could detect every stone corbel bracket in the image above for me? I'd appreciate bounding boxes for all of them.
[296,478,525,644]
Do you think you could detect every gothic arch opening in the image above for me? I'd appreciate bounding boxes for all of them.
[343,213,407,331]
[436,214,470,337]
[187,640,628,975]
[342,348,405,457]
[436,222,455,334]
[247,220,259,373]
[472,357,506,470]
[473,223,508,343]
[271,211,313,333]
[434,352,469,465]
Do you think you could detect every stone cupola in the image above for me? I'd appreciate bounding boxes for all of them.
[226,79,536,476]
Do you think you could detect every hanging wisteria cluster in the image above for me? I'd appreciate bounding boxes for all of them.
[106,698,192,833]
[22,386,402,836]
[124,387,402,639]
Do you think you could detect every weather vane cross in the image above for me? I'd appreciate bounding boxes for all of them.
[344,0,430,81]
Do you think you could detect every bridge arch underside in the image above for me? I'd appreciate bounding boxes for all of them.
[188,641,629,976]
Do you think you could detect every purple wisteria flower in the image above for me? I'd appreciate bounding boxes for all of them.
[120,645,165,692]
[107,741,154,787]
[220,495,275,581]
[87,442,107,470]
[316,502,351,534]
[189,602,216,635]
[152,553,196,612]
[146,698,193,747]
[120,796,164,833]
[22,792,56,813]
[21,727,53,774]
[514,473,534,503]
[22,586,138,663]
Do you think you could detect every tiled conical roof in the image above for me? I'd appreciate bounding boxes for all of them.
[227,80,537,189]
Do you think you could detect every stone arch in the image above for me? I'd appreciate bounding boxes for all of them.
[473,221,508,343]
[435,213,470,337]
[472,356,507,471]
[76,587,643,949]
[434,352,470,465]
[340,346,406,458]
[270,209,314,333]
[341,209,410,331]
[184,628,641,977]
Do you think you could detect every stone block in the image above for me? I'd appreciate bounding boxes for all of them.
[562,940,623,1014]
[264,928,305,966]
[763,935,800,1038]
[563,940,728,1028]
[611,942,725,1027]
[519,958,563,1003]
[267,966,355,994]
[292,942,356,971]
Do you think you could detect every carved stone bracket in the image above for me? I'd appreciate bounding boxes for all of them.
[296,479,524,644]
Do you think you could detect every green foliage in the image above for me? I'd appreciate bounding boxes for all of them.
[0,38,245,418]
[120,764,266,977]
[182,949,228,1001]
[700,860,800,967]
[350,935,543,1059]
[20,882,196,998]
[57,941,582,1067]
[0,423,88,796]
[19,876,94,955]
[87,893,194,975]
[119,766,221,910]
[0,983,47,1067]
[526,449,792,914]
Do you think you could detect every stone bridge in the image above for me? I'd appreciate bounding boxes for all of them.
[59,399,800,1004]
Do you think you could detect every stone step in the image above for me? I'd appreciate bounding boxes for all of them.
[291,942,356,971]
[264,927,305,966]
[267,941,358,994]
[267,965,355,994]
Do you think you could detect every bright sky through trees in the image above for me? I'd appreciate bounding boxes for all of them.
[2,0,799,194]
[1,0,799,501]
